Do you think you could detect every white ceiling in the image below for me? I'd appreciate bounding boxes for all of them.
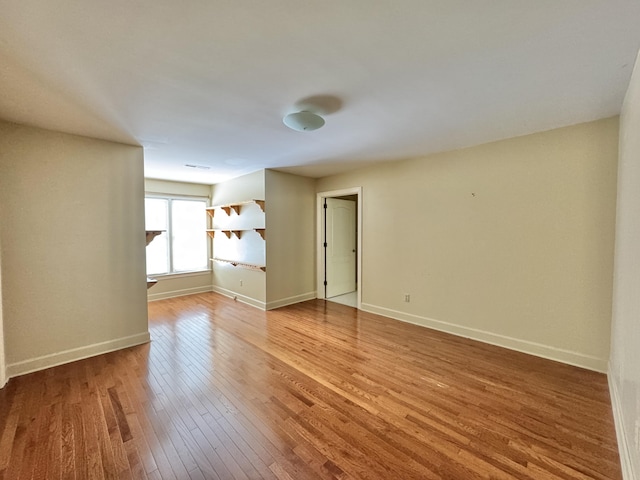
[1,1,639,184]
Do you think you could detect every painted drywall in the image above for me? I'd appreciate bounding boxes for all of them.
[265,170,316,309]
[145,178,212,198]
[0,121,149,376]
[317,117,618,372]
[610,48,640,480]
[210,170,266,307]
[144,178,212,301]
[146,272,212,301]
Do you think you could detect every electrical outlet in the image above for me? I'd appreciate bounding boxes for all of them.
[404,293,410,303]
[240,280,243,287]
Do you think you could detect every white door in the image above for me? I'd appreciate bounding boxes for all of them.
[325,198,356,298]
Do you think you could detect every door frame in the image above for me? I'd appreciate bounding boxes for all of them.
[316,187,362,309]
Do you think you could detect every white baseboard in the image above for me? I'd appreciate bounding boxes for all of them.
[212,285,266,310]
[608,369,636,480]
[361,303,607,373]
[6,331,151,379]
[266,291,316,310]
[147,285,213,302]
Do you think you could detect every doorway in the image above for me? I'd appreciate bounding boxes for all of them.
[317,187,362,309]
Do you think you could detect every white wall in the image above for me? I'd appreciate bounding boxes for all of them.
[0,121,149,377]
[210,170,266,307]
[209,169,317,310]
[610,49,640,480]
[265,170,316,309]
[317,117,619,372]
[144,178,213,301]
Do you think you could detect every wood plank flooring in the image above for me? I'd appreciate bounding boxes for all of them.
[0,292,621,479]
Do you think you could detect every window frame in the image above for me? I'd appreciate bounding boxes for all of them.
[144,193,210,277]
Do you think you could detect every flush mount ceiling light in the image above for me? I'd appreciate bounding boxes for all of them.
[283,111,325,132]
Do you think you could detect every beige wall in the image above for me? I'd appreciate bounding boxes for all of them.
[317,117,619,372]
[145,178,211,198]
[210,170,266,307]
[0,122,149,377]
[146,271,212,302]
[144,178,213,301]
[610,49,640,479]
[265,170,316,309]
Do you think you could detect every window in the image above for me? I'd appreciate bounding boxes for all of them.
[145,196,208,275]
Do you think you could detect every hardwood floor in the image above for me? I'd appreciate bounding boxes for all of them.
[0,292,621,479]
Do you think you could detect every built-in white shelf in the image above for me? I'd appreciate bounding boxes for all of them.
[206,228,265,240]
[211,258,266,272]
[205,199,265,217]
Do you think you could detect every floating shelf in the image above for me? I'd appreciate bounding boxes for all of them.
[146,276,158,289]
[254,228,266,240]
[211,258,266,272]
[145,230,164,246]
[205,199,265,217]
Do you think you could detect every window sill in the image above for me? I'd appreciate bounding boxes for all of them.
[148,270,211,280]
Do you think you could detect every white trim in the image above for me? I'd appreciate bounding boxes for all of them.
[147,285,213,302]
[211,285,266,310]
[609,369,636,480]
[6,332,151,379]
[0,289,5,389]
[144,195,211,275]
[316,187,363,310]
[0,342,5,388]
[0,243,5,388]
[149,269,211,280]
[266,291,316,310]
[361,302,608,372]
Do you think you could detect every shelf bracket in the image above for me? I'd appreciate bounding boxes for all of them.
[221,204,241,216]
[145,230,164,246]
[207,229,245,239]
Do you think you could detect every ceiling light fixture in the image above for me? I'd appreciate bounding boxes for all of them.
[283,111,325,132]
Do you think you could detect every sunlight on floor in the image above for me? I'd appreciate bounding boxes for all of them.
[327,291,357,307]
